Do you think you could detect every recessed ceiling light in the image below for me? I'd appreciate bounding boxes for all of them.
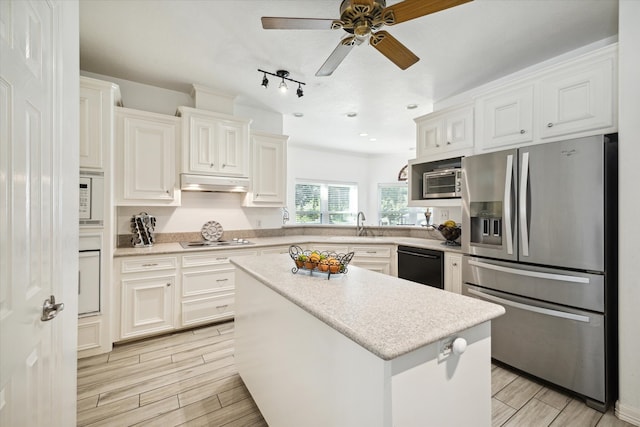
[359,133,368,137]
[346,112,357,118]
[369,138,377,142]
[293,112,304,118]
[406,104,418,110]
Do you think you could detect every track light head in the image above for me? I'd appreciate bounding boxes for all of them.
[257,68,305,97]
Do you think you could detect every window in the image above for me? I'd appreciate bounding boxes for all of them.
[378,183,424,226]
[295,181,358,224]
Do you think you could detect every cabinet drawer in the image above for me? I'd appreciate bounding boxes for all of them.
[350,245,392,258]
[182,293,234,327]
[182,250,258,267]
[182,268,235,296]
[121,256,177,273]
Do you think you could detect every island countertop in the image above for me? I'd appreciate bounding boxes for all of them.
[231,254,505,360]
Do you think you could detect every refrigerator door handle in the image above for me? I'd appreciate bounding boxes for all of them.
[504,154,514,255]
[467,288,590,323]
[468,259,590,283]
[520,151,530,257]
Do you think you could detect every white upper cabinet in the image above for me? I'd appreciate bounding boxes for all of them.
[540,54,615,139]
[79,77,121,170]
[243,131,288,207]
[415,104,474,160]
[178,106,250,177]
[477,85,535,150]
[115,107,181,206]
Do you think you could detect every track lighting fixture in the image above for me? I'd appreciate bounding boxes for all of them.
[257,69,306,97]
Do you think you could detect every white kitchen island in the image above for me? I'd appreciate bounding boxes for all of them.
[232,254,505,427]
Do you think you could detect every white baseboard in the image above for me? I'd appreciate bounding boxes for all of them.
[616,400,640,426]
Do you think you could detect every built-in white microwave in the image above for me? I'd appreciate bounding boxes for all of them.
[423,168,462,199]
[79,170,104,227]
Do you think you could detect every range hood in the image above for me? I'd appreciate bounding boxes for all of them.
[181,174,250,193]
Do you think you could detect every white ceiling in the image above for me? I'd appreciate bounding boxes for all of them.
[79,0,618,155]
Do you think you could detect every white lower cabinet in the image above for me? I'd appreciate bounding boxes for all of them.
[121,273,176,340]
[349,245,395,276]
[444,252,463,294]
[180,250,257,328]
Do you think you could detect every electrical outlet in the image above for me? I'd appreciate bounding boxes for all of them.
[256,219,262,228]
[439,209,449,221]
[438,337,454,362]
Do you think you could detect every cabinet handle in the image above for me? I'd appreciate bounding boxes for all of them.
[547,122,554,128]
[366,251,377,254]
[210,163,214,167]
[452,262,458,267]
[166,190,170,195]
[222,163,227,168]
[166,283,171,287]
[216,304,229,309]
[216,278,229,282]
[435,143,440,147]
[216,257,229,261]
[446,141,451,145]
[520,129,525,134]
[142,263,158,267]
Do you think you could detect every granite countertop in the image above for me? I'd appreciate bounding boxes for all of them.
[114,235,463,257]
[232,254,505,361]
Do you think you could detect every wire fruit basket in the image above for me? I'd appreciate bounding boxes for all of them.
[288,245,354,279]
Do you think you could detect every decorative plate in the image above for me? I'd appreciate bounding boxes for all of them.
[201,220,224,241]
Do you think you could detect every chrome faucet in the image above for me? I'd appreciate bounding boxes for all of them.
[282,207,290,225]
[356,211,366,236]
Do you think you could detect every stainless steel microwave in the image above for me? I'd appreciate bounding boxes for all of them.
[423,169,462,199]
[79,170,104,227]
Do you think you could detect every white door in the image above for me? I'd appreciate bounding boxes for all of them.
[0,1,78,426]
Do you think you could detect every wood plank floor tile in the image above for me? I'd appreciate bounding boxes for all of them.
[176,371,243,408]
[503,398,560,427]
[140,359,238,406]
[78,321,631,427]
[492,365,519,396]
[535,386,572,411]
[133,394,223,427]
[85,395,180,427]
[492,397,517,427]
[77,395,140,427]
[550,398,603,427]
[176,398,260,427]
[495,375,543,410]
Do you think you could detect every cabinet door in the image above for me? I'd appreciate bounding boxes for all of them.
[416,119,443,158]
[444,106,474,150]
[478,85,534,150]
[117,108,180,205]
[250,133,287,205]
[217,119,248,176]
[79,84,104,169]
[540,57,614,139]
[444,252,462,294]
[187,115,218,174]
[121,274,175,339]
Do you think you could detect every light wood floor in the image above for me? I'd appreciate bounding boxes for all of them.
[77,321,634,427]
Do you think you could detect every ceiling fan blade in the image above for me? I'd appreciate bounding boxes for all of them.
[261,17,338,30]
[382,0,472,25]
[315,37,357,77]
[370,31,419,70]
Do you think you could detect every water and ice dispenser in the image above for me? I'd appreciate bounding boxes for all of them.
[469,201,503,246]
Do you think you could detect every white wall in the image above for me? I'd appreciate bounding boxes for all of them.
[617,1,640,424]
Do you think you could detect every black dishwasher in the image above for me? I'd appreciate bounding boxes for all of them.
[397,245,444,289]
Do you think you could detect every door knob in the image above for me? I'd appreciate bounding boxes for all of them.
[41,295,64,321]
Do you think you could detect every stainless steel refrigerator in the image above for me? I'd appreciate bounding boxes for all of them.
[461,134,617,412]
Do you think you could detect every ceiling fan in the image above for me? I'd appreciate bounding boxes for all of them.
[261,0,473,77]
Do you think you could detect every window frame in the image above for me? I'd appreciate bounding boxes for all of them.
[294,180,358,225]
